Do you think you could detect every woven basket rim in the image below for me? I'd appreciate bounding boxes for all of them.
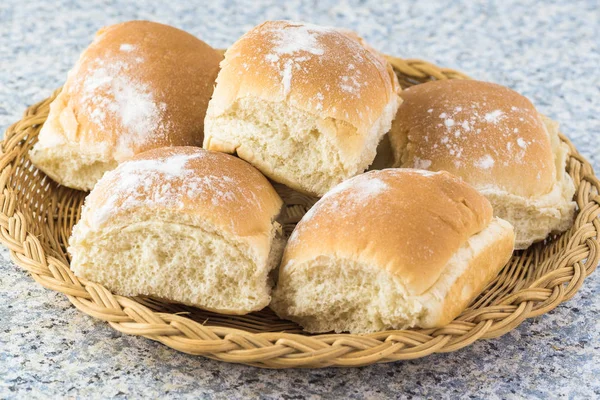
[2,55,599,368]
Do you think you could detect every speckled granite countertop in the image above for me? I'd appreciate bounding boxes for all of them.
[1,0,599,398]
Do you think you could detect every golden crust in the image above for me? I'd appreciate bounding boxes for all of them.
[206,20,399,136]
[43,21,222,159]
[80,146,283,238]
[389,79,556,198]
[282,169,494,295]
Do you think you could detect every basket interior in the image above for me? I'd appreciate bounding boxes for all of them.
[3,71,596,339]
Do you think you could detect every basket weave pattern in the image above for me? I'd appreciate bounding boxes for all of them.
[2,57,599,368]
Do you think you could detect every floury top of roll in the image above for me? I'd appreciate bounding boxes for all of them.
[387,80,576,249]
[30,21,223,191]
[204,20,402,197]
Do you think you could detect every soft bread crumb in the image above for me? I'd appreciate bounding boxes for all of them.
[29,92,118,191]
[205,96,399,196]
[272,258,424,333]
[70,217,283,314]
[271,218,514,333]
[29,141,117,191]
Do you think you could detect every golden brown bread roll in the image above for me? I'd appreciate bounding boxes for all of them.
[30,21,223,190]
[69,147,283,314]
[388,80,575,249]
[271,169,515,333]
[204,20,401,196]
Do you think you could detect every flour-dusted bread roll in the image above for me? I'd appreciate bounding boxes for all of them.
[204,20,401,197]
[30,21,223,191]
[68,147,283,314]
[270,169,515,333]
[388,80,576,249]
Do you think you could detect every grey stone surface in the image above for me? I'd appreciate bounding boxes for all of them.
[1,0,599,398]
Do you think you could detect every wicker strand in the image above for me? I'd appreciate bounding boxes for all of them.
[1,58,599,368]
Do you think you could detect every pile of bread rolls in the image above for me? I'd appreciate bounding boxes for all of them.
[32,20,576,334]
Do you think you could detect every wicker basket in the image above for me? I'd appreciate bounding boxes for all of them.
[2,56,599,368]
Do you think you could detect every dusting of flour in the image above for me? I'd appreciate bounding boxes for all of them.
[475,154,495,169]
[324,174,389,201]
[288,170,442,246]
[259,21,373,103]
[413,156,432,170]
[91,151,249,228]
[406,90,543,172]
[289,173,389,244]
[268,23,326,58]
[119,43,135,52]
[75,45,170,157]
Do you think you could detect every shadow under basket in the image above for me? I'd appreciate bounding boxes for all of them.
[2,56,599,368]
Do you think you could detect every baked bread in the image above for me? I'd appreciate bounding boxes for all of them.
[30,21,223,191]
[68,147,283,314]
[204,20,401,197]
[388,80,575,249]
[270,169,515,333]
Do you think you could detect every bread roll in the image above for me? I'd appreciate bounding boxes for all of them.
[388,80,575,249]
[204,20,401,197]
[68,147,283,314]
[30,21,223,191]
[270,169,515,333]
